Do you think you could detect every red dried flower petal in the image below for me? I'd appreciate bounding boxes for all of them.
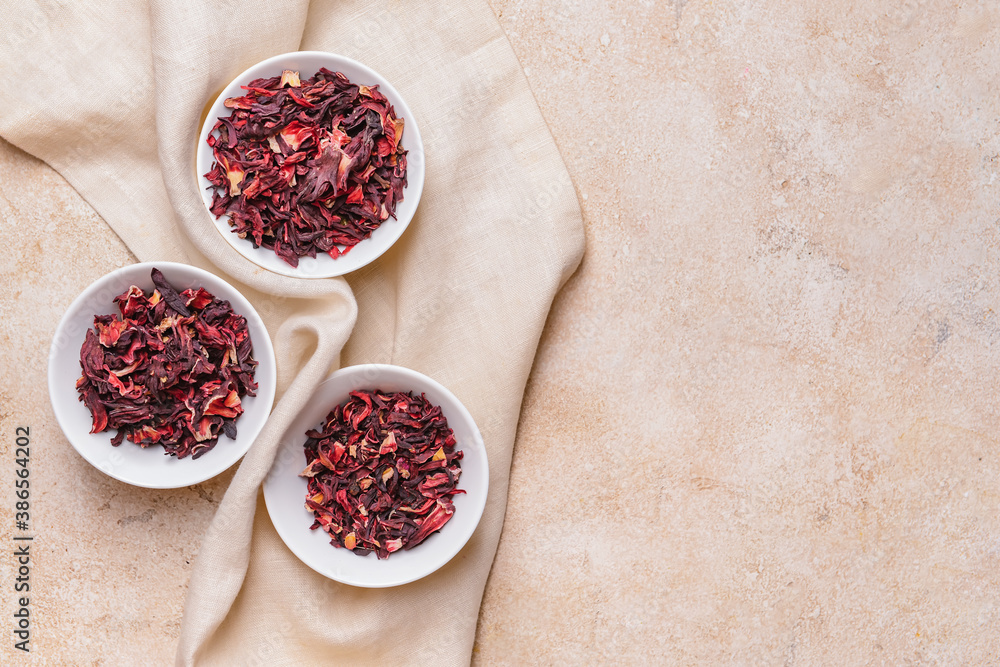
[277,120,313,151]
[406,500,455,550]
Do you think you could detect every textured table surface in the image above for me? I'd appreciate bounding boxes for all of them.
[2,1,999,664]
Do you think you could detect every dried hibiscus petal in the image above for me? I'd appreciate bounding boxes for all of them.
[204,68,409,268]
[301,389,464,559]
[74,268,258,459]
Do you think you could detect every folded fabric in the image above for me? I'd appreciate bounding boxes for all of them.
[0,0,583,663]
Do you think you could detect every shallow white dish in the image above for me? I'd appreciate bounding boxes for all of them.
[196,50,425,279]
[47,261,276,489]
[263,364,489,588]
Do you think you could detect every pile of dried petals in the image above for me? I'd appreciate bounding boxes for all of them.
[301,389,464,559]
[75,269,258,459]
[204,68,408,267]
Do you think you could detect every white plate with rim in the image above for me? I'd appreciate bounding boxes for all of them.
[196,51,425,279]
[263,364,489,588]
[47,261,276,488]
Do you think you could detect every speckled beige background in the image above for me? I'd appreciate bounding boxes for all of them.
[3,0,1000,664]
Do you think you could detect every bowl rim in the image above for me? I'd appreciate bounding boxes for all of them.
[262,363,490,588]
[196,50,425,279]
[47,260,277,489]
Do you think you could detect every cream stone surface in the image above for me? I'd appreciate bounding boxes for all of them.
[3,1,1000,664]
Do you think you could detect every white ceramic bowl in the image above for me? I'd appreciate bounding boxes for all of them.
[196,51,425,279]
[47,261,276,488]
[263,364,489,588]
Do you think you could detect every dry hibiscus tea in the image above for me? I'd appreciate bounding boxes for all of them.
[301,389,464,559]
[204,68,408,267]
[75,268,258,459]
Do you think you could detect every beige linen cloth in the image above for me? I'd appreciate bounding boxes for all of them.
[1,0,582,664]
